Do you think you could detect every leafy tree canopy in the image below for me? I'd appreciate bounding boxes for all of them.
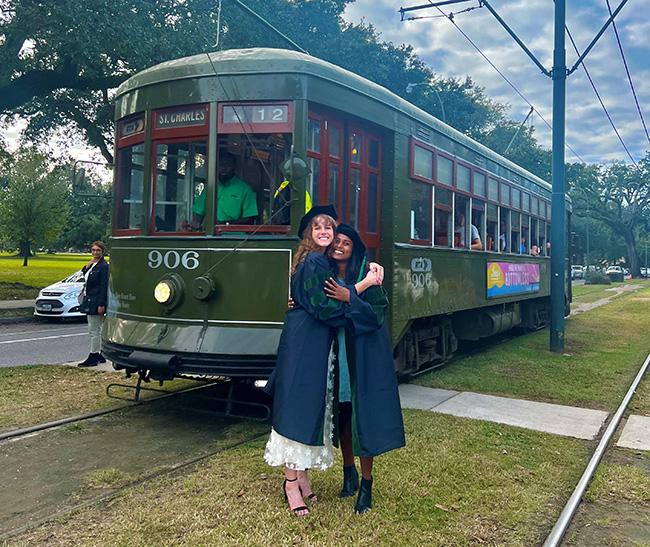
[1,0,509,164]
[569,156,650,276]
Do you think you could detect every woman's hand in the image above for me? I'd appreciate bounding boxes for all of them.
[97,306,106,315]
[324,278,351,303]
[287,297,295,310]
[368,262,384,284]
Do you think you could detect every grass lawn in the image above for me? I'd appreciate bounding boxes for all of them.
[0,253,92,298]
[415,286,650,411]
[10,410,590,546]
[0,365,199,432]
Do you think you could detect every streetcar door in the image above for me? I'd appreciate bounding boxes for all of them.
[346,127,382,260]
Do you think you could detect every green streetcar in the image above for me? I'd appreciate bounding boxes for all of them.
[104,48,571,380]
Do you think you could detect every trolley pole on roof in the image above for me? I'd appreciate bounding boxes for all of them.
[549,0,567,352]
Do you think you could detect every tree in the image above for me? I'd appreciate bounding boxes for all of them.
[57,172,112,250]
[569,156,650,277]
[0,148,69,265]
[1,0,508,162]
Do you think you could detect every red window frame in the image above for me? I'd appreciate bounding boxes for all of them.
[218,102,293,134]
[149,136,209,236]
[455,160,473,197]
[114,113,146,236]
[409,181,432,246]
[409,139,435,184]
[152,104,209,141]
[434,150,455,188]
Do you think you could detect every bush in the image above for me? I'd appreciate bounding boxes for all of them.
[585,272,612,285]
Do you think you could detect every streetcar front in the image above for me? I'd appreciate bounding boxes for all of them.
[103,58,307,380]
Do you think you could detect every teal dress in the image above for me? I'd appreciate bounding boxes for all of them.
[337,276,352,403]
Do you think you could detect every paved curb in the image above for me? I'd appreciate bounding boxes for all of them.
[0,314,37,325]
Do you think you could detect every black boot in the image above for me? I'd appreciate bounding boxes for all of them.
[77,353,100,367]
[354,477,373,514]
[339,465,359,498]
[97,353,106,364]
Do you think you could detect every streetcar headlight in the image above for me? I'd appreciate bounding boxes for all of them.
[154,280,174,304]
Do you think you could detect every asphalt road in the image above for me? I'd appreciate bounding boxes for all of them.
[0,320,89,367]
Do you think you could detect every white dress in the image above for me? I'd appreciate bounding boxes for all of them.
[264,346,336,471]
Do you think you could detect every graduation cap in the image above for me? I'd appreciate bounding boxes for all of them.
[298,204,338,238]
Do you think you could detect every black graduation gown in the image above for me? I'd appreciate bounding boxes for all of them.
[339,285,406,457]
[266,252,348,446]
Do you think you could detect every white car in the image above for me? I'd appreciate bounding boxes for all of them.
[605,265,623,275]
[34,271,86,319]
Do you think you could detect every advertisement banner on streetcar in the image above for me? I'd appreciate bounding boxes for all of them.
[486,262,540,298]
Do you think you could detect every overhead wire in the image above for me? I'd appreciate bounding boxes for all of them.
[604,0,650,145]
[565,26,639,168]
[420,0,586,163]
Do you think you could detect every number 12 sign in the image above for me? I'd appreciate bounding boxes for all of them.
[218,103,293,134]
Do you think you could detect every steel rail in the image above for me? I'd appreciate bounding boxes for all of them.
[543,351,650,546]
[0,382,214,442]
[0,429,268,542]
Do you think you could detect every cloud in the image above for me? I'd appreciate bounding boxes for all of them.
[343,0,650,165]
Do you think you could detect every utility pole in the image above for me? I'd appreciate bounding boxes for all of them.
[549,0,566,352]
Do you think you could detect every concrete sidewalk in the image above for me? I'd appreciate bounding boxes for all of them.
[0,299,34,310]
[399,384,609,441]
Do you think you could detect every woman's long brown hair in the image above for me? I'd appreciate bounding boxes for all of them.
[291,214,337,274]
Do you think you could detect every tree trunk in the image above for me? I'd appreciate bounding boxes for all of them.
[21,241,30,267]
[622,229,641,277]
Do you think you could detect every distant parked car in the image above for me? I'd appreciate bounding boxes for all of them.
[34,271,86,319]
[571,265,584,280]
[605,265,624,282]
[641,267,649,278]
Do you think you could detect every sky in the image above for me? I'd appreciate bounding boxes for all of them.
[343,0,650,165]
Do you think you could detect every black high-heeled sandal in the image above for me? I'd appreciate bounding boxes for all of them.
[284,478,309,516]
[298,473,318,503]
[354,477,373,514]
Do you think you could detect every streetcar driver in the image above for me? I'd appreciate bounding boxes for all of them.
[190,152,258,229]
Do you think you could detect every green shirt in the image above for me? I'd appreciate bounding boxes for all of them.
[192,176,258,222]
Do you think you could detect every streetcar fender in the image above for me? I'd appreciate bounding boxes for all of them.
[127,350,178,380]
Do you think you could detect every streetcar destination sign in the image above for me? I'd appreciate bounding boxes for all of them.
[155,106,208,129]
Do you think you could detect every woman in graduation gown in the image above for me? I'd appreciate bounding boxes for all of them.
[324,224,405,514]
[264,206,381,517]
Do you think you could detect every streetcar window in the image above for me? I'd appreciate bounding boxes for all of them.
[522,192,530,213]
[349,168,361,228]
[521,214,530,254]
[115,143,145,232]
[367,173,379,233]
[413,145,433,180]
[329,125,340,158]
[511,212,521,253]
[511,187,521,209]
[350,132,362,164]
[308,157,321,206]
[532,196,539,217]
[471,200,485,251]
[454,196,470,249]
[500,182,510,206]
[153,142,207,233]
[410,182,432,244]
[434,187,452,247]
[216,133,293,229]
[308,119,321,153]
[499,207,510,253]
[486,203,498,251]
[488,178,499,202]
[473,172,486,198]
[436,155,453,186]
[457,164,470,193]
[531,217,539,253]
[539,220,546,255]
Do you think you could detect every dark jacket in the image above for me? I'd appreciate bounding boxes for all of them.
[266,252,348,446]
[337,285,405,457]
[80,258,109,315]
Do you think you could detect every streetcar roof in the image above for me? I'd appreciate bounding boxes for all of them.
[116,48,553,193]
